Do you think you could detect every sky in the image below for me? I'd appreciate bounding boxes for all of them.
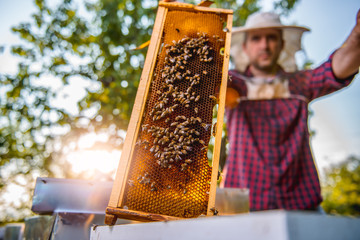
[0,0,360,178]
[281,0,360,176]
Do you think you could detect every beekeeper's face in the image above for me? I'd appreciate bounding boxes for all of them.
[243,29,284,72]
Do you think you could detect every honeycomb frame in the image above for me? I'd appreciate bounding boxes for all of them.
[106,1,233,224]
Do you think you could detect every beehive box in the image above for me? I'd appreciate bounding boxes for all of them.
[105,1,232,224]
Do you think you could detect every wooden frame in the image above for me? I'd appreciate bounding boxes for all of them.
[206,12,233,216]
[105,1,232,225]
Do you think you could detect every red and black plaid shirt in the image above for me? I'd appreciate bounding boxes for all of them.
[224,55,355,211]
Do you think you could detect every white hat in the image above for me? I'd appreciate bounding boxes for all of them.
[230,12,310,72]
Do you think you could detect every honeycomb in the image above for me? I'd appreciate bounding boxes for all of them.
[121,9,228,218]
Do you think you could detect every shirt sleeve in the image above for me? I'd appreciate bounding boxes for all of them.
[304,53,357,101]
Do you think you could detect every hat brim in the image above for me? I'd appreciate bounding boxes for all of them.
[231,25,310,46]
[232,25,310,33]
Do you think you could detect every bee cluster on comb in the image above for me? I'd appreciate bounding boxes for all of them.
[134,33,223,174]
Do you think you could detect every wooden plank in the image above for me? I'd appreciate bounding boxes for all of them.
[159,1,233,14]
[207,13,233,216]
[106,6,168,211]
[106,207,182,222]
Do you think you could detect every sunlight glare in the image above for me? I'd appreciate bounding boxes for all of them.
[66,132,122,176]
[67,149,121,174]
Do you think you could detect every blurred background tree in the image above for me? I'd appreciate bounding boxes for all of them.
[321,155,360,217]
[0,0,300,224]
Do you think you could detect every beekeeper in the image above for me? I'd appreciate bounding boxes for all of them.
[224,10,360,211]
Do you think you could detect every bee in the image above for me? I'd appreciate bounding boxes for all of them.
[162,72,168,78]
[201,123,212,131]
[144,178,151,185]
[199,139,205,145]
[213,122,217,136]
[181,163,188,171]
[183,189,187,194]
[195,95,201,102]
[149,109,154,117]
[183,146,192,151]
[170,122,178,127]
[128,180,134,187]
[209,95,217,102]
[160,111,168,118]
[175,116,186,121]
[185,159,192,164]
[210,207,218,215]
[203,70,208,75]
[176,72,182,80]
[162,136,169,144]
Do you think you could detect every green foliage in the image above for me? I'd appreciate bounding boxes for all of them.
[321,155,360,217]
[0,0,300,224]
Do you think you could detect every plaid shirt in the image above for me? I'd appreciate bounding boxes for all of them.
[224,55,355,211]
